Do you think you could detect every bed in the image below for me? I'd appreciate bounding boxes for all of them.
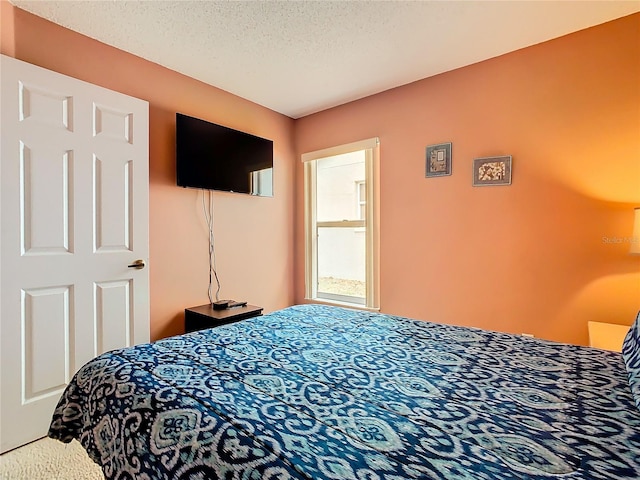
[48,304,640,479]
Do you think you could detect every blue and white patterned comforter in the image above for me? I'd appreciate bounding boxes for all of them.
[48,304,640,479]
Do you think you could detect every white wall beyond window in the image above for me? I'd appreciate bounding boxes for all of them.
[317,152,365,284]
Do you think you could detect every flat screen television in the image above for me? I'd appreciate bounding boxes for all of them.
[176,113,273,196]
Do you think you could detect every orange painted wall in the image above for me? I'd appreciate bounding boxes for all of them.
[295,13,640,345]
[1,2,296,340]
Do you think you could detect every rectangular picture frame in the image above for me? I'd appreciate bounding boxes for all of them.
[472,155,512,186]
[425,142,452,177]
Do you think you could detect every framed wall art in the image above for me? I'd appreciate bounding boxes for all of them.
[472,155,512,186]
[425,142,452,177]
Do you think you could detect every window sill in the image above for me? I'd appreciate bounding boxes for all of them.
[303,297,380,312]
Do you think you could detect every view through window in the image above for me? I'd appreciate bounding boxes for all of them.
[316,151,366,303]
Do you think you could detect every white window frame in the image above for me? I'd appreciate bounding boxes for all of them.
[302,137,380,310]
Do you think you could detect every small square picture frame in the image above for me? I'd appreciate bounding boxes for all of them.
[472,155,512,186]
[425,142,452,177]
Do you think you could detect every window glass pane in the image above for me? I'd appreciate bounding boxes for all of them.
[317,226,366,301]
[317,151,365,222]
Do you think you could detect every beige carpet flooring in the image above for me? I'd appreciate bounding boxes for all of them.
[0,437,103,480]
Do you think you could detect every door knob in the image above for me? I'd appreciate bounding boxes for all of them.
[128,259,146,269]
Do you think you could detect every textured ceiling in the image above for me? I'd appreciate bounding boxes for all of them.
[11,0,640,118]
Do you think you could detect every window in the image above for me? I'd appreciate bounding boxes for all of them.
[302,138,379,309]
[250,167,273,196]
[356,180,366,220]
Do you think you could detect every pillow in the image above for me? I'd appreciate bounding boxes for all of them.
[622,311,640,410]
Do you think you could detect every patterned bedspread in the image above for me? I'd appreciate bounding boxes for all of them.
[48,304,640,479]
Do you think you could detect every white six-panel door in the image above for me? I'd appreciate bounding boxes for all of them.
[0,55,150,453]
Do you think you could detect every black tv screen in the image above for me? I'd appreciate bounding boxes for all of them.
[176,113,273,196]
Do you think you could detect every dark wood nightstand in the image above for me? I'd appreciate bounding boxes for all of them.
[184,303,263,333]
